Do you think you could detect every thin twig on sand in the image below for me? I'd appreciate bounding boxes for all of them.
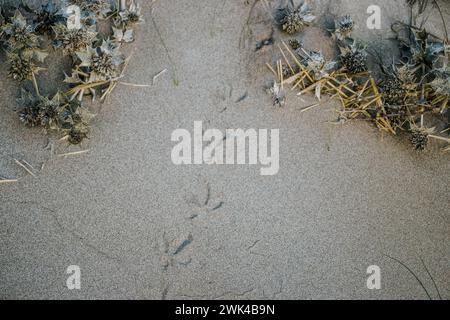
[384,254,432,300]
[0,178,18,184]
[152,69,167,85]
[14,159,36,177]
[57,150,90,158]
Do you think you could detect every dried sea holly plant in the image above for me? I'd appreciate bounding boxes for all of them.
[1,1,144,145]
[329,15,354,41]
[273,0,316,35]
[112,0,143,43]
[266,7,450,152]
[339,42,368,74]
[64,39,125,100]
[52,23,98,55]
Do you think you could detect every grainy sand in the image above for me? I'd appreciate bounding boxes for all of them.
[0,0,449,299]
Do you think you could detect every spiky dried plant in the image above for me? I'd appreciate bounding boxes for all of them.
[17,90,62,129]
[112,0,143,43]
[298,49,337,80]
[1,11,39,50]
[339,43,368,74]
[53,23,98,55]
[273,0,316,35]
[34,1,62,35]
[58,98,93,144]
[332,15,354,41]
[409,124,435,150]
[7,52,44,83]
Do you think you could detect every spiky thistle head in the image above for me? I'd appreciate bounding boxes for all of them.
[301,50,337,79]
[273,1,315,35]
[17,91,64,129]
[114,0,143,27]
[7,52,42,82]
[34,1,61,34]
[39,94,63,129]
[289,39,302,50]
[380,64,415,106]
[409,124,435,151]
[1,11,39,50]
[76,39,124,79]
[340,44,368,74]
[17,90,41,127]
[381,76,406,106]
[282,12,304,34]
[333,15,354,40]
[53,23,97,55]
[59,99,92,145]
[430,66,450,96]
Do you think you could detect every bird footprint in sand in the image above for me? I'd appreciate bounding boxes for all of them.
[185,179,224,219]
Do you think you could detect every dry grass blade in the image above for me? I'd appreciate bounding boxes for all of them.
[14,159,36,177]
[152,69,167,85]
[57,150,90,158]
[0,178,19,184]
[384,254,432,300]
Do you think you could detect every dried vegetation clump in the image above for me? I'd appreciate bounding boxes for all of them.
[0,0,143,145]
[266,0,450,152]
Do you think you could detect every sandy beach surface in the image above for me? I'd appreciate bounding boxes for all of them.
[1,0,449,299]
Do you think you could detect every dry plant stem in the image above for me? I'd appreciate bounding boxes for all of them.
[428,135,450,142]
[151,6,179,85]
[278,45,295,75]
[266,63,277,76]
[152,69,167,84]
[101,53,134,102]
[385,254,432,300]
[420,257,442,300]
[14,159,36,177]
[0,179,18,184]
[57,150,90,157]
[31,72,40,96]
[281,41,314,83]
[118,81,151,87]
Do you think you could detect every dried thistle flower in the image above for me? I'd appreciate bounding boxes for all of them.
[289,39,302,50]
[87,0,112,17]
[7,52,43,82]
[58,99,93,144]
[17,91,64,129]
[112,0,143,43]
[408,29,444,71]
[409,125,435,151]
[1,10,39,50]
[380,64,417,106]
[17,90,42,127]
[274,1,315,35]
[340,44,367,74]
[76,39,124,80]
[381,76,406,106]
[332,15,354,41]
[34,1,62,34]
[430,66,450,96]
[299,50,337,79]
[53,23,97,55]
[115,0,143,27]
